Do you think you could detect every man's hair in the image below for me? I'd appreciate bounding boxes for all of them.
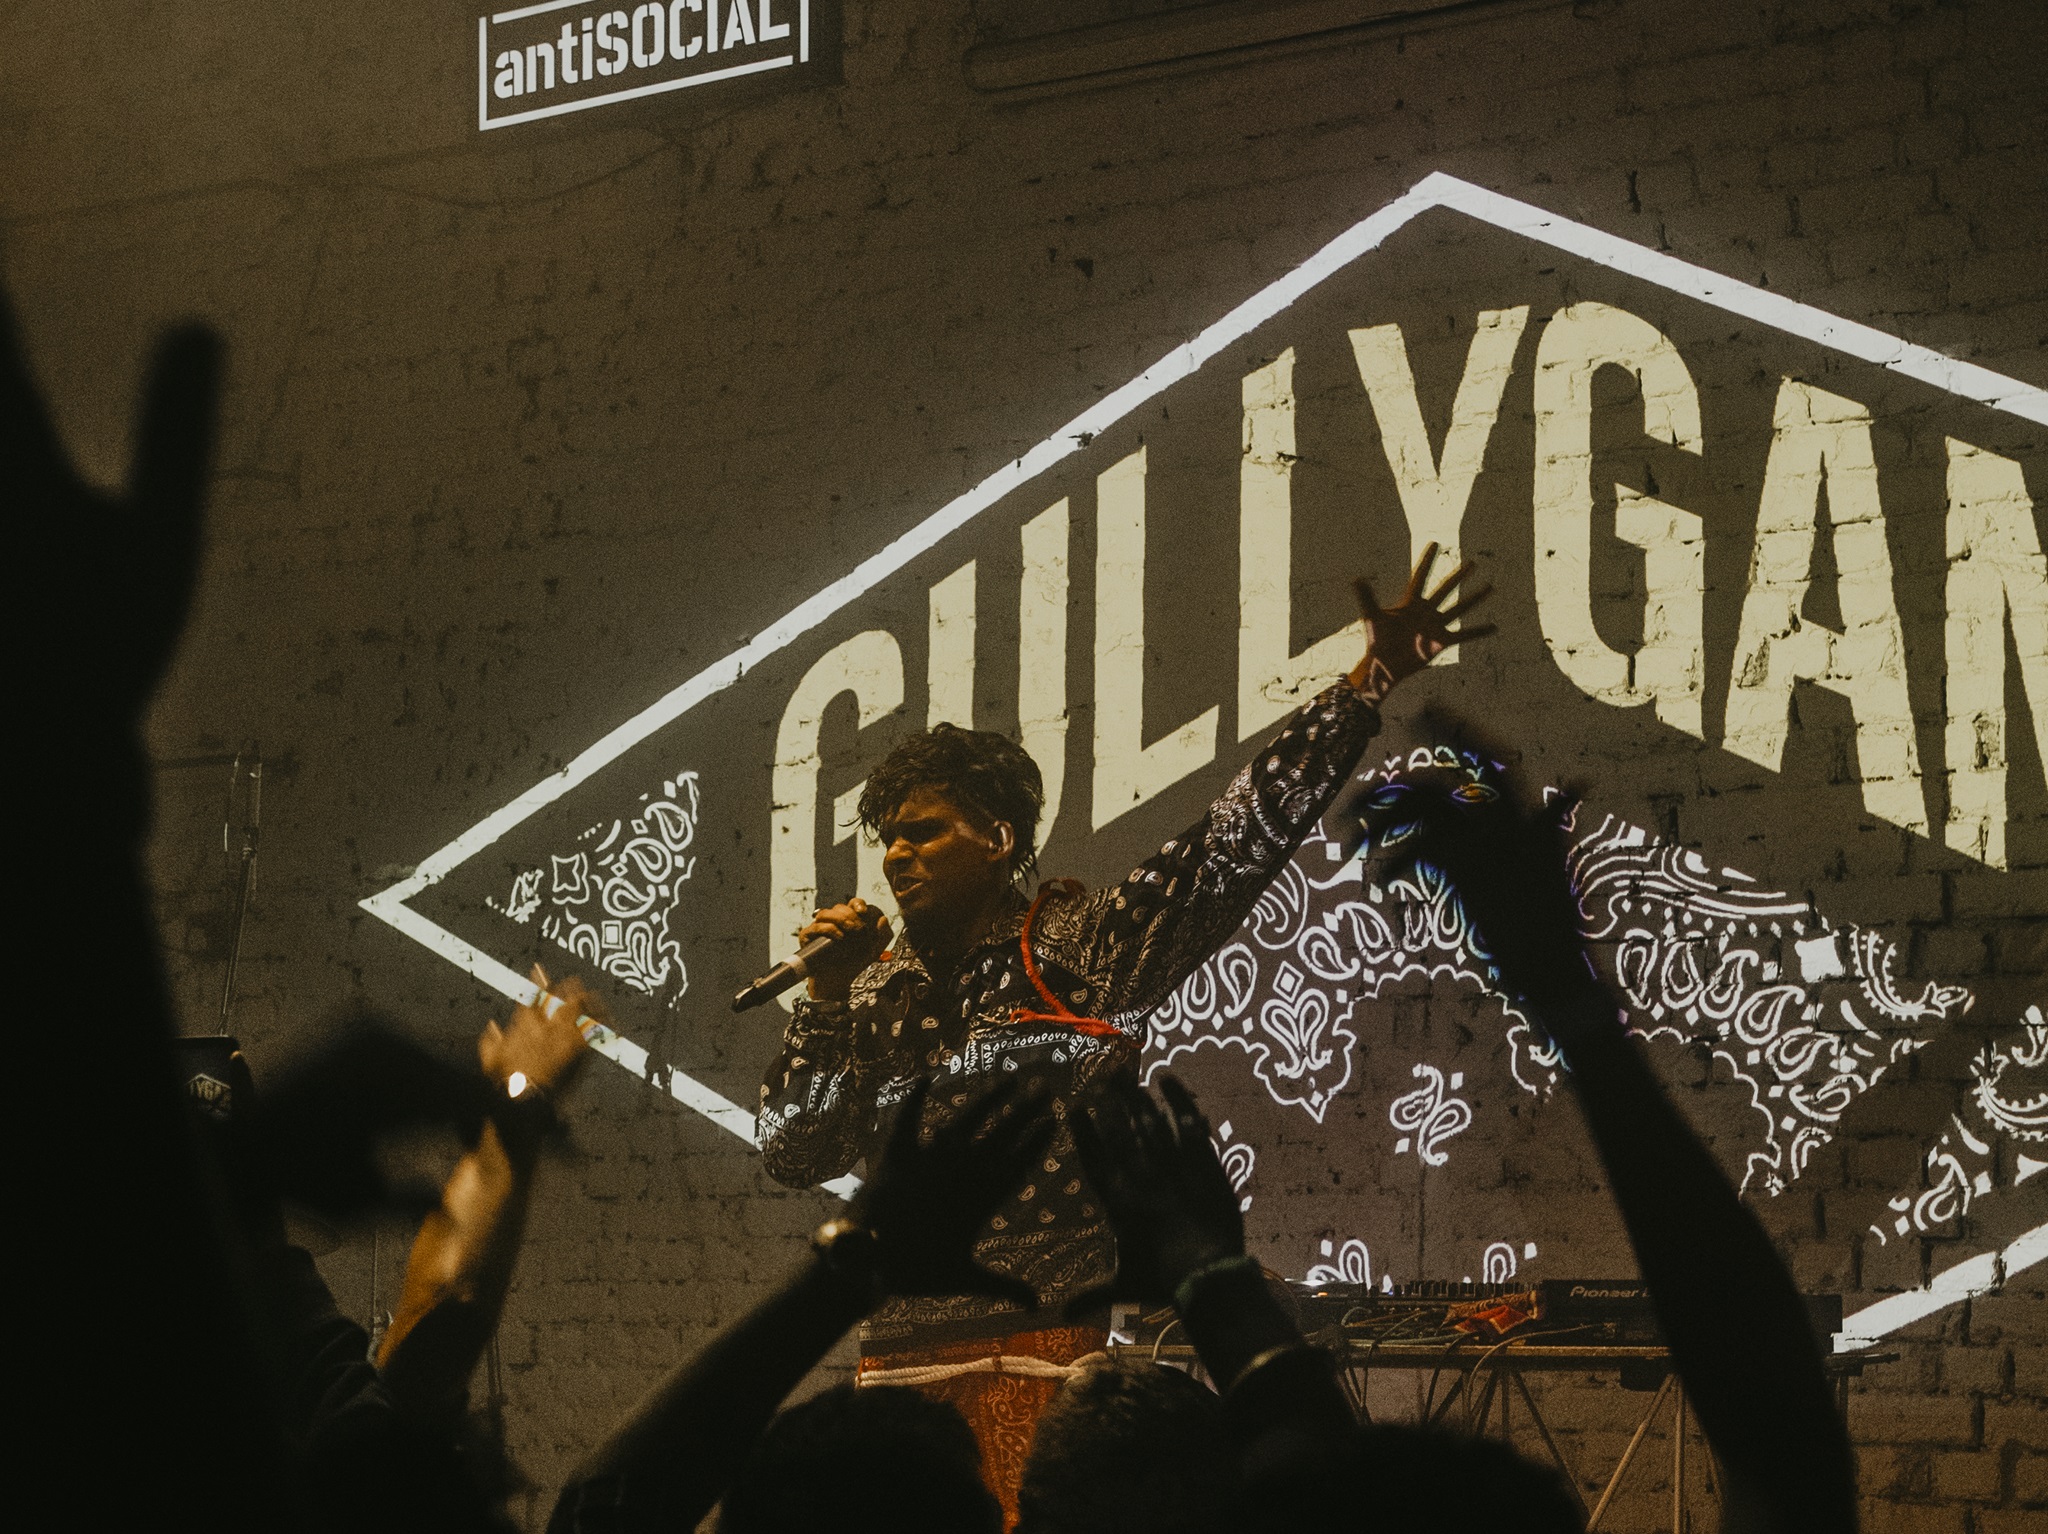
[857,722,1045,882]
[718,1384,1001,1534]
[1017,1359,1233,1534]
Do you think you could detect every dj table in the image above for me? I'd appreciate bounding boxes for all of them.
[1108,1278,1894,1531]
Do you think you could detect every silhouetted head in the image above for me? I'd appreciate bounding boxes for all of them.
[1351,1424,1582,1533]
[1243,1420,1583,1534]
[718,1384,1000,1534]
[1017,1358,1233,1534]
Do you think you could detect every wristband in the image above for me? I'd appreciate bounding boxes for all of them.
[811,1216,885,1306]
[1221,1341,1339,1418]
[1227,1341,1325,1394]
[489,1070,560,1152]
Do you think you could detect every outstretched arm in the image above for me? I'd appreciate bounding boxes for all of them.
[1070,1077,1293,1385]
[1073,1076,1360,1524]
[552,1078,1052,1534]
[1091,548,1491,1020]
[1371,778,1855,1534]
[377,968,596,1422]
[1548,990,1853,1534]
[552,1255,871,1534]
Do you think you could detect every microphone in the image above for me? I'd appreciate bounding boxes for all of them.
[731,929,841,1013]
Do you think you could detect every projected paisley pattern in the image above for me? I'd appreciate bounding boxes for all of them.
[1143,747,1525,1122]
[1143,918,1360,1121]
[1143,748,2027,1251]
[1866,1002,2048,1244]
[1864,1007,2048,1244]
[1388,1063,1473,1167]
[1971,1007,2048,1143]
[1301,1235,1528,1288]
[1212,1120,1257,1214]
[491,773,702,1002]
[1482,1242,1520,1284]
[1573,813,1973,1196]
[1306,1236,1373,1287]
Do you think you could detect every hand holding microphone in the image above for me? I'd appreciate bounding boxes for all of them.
[731,897,891,1012]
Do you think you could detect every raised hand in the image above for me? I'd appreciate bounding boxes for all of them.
[1368,746,1855,1534]
[244,1020,498,1220]
[852,1077,1056,1305]
[1068,1074,1244,1308]
[1347,543,1495,704]
[480,963,600,1099]
[1363,752,1598,1020]
[5,284,222,721]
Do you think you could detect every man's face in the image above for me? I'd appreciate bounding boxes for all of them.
[879,785,1011,930]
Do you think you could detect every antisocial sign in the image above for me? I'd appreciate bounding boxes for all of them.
[478,0,833,130]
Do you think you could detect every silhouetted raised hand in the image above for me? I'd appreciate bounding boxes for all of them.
[8,284,293,1532]
[246,1018,505,1221]
[1366,728,1856,1534]
[1362,754,1599,1022]
[855,1076,1057,1306]
[1068,1074,1244,1309]
[5,284,222,723]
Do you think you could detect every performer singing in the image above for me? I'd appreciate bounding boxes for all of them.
[757,548,1489,1514]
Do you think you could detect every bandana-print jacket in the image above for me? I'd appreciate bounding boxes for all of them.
[757,682,1382,1346]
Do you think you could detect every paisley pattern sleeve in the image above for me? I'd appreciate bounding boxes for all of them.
[756,961,942,1189]
[1088,682,1381,1022]
[756,999,872,1188]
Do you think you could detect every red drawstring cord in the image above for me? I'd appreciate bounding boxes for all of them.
[1010,881,1126,1040]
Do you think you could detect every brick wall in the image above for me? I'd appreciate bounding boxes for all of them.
[4,1,2042,1528]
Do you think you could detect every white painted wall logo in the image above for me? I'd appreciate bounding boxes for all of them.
[488,772,701,1002]
[363,172,2048,1337]
[478,0,820,130]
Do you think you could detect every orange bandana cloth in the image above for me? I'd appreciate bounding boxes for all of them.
[857,1323,1110,1530]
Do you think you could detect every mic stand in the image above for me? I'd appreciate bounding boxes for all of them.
[218,744,262,1035]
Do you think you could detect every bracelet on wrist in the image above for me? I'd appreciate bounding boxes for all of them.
[1223,1340,1336,1402]
[811,1217,886,1307]
[1347,655,1399,707]
[488,1070,560,1151]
